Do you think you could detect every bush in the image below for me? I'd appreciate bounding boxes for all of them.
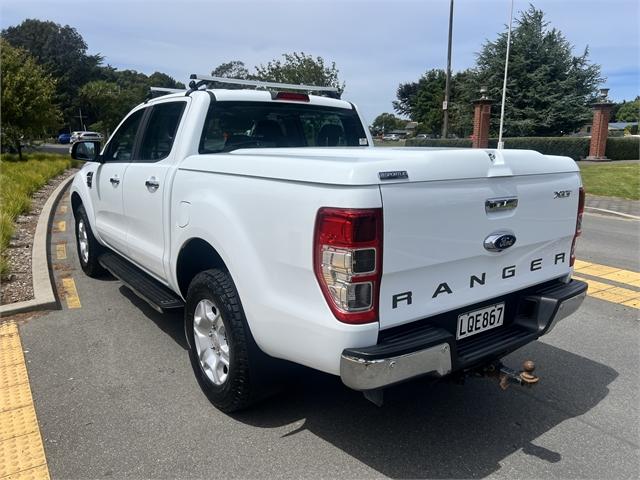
[605,137,640,160]
[0,153,72,277]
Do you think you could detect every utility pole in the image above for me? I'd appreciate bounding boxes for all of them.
[442,0,454,139]
[75,108,86,131]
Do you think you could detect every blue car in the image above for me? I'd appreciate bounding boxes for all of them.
[57,133,71,144]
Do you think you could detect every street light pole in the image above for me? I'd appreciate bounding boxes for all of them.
[442,0,454,139]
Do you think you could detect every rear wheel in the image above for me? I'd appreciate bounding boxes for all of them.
[74,204,105,277]
[185,269,265,412]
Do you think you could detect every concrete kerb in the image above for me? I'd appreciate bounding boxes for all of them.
[0,174,75,317]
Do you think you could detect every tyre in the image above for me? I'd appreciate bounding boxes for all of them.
[74,204,105,277]
[185,269,265,412]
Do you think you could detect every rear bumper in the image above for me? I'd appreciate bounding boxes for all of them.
[340,279,587,391]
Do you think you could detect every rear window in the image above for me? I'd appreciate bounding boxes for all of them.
[199,101,368,153]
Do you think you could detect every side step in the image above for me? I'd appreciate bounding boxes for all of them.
[98,252,184,313]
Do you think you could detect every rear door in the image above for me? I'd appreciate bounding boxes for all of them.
[90,108,146,255]
[378,168,581,330]
[122,100,188,280]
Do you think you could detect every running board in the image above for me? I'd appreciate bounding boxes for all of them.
[98,252,184,313]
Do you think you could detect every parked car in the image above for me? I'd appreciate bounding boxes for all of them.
[382,133,400,141]
[415,134,429,140]
[57,133,71,144]
[70,75,587,413]
[71,131,103,143]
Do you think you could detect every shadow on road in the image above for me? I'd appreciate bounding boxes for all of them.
[232,341,617,479]
[119,285,187,350]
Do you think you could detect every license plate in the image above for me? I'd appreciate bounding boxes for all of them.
[456,302,505,340]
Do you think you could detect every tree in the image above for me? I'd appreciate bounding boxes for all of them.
[615,97,639,122]
[2,19,103,124]
[255,52,345,93]
[211,61,251,79]
[474,5,602,136]
[371,113,406,134]
[0,41,60,159]
[394,70,446,134]
[394,69,473,136]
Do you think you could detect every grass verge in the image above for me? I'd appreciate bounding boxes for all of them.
[579,163,640,200]
[0,153,73,277]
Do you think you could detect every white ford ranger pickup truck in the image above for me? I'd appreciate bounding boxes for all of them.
[70,75,587,412]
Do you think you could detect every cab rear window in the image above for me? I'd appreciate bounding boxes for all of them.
[199,101,368,153]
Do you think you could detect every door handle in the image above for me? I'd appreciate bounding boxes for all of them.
[145,177,160,191]
[109,176,120,186]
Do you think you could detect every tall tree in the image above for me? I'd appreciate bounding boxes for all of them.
[255,52,345,93]
[474,6,602,136]
[2,19,103,124]
[394,69,446,135]
[0,41,60,159]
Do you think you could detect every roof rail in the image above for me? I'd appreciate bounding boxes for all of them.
[189,74,341,99]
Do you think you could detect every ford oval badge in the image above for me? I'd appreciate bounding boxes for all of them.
[484,232,517,252]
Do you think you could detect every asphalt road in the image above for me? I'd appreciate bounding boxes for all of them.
[16,204,640,479]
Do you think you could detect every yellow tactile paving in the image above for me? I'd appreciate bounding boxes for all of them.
[0,432,47,478]
[0,363,28,391]
[0,384,33,415]
[55,243,67,260]
[0,405,38,442]
[4,464,50,480]
[58,205,67,214]
[599,269,640,285]
[54,221,65,233]
[0,332,23,368]
[0,322,49,479]
[575,264,622,277]
[573,275,640,310]
[61,277,81,309]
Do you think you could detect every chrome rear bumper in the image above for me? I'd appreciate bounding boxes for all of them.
[340,279,587,391]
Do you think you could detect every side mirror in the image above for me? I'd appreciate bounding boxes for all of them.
[71,140,101,162]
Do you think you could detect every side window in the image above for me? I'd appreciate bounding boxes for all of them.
[102,109,145,162]
[139,102,186,162]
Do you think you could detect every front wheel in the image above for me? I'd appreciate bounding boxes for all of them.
[74,204,105,277]
[185,269,265,412]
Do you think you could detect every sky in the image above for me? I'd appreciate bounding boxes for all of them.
[1,0,639,125]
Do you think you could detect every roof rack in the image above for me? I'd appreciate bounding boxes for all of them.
[149,87,185,94]
[189,74,342,99]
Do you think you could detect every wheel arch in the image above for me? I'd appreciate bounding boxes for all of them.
[176,237,228,299]
[71,191,83,215]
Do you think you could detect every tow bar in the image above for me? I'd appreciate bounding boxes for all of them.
[481,360,540,390]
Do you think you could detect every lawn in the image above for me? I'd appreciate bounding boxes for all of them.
[579,163,640,200]
[0,153,73,276]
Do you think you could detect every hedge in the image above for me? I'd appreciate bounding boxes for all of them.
[606,137,640,160]
[405,136,639,161]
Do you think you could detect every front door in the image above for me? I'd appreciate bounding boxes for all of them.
[89,108,146,256]
[123,100,188,280]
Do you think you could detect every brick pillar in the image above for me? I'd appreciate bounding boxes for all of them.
[472,98,494,148]
[587,101,614,160]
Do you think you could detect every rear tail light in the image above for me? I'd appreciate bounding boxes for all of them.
[314,208,382,324]
[570,186,585,266]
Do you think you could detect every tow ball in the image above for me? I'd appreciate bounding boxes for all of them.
[482,360,540,390]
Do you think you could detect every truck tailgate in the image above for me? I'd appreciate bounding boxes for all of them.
[379,170,581,330]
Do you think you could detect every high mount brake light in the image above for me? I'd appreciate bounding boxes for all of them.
[314,208,383,324]
[570,186,585,267]
[273,91,310,102]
